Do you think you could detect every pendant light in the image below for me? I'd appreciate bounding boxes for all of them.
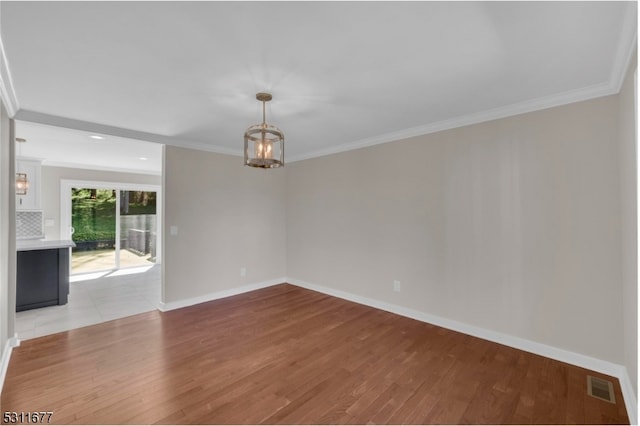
[15,138,28,195]
[244,92,284,168]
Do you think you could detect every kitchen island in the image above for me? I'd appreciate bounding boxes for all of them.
[16,239,75,312]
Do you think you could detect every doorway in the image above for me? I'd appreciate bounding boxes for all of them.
[61,180,162,274]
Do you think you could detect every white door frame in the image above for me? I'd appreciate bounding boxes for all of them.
[60,179,163,270]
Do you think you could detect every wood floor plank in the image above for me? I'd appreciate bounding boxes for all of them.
[1,284,630,424]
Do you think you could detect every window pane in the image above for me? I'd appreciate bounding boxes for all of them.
[119,191,157,267]
[71,188,116,273]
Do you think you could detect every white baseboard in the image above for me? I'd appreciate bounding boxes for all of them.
[287,277,637,423]
[0,333,20,395]
[619,366,638,425]
[153,276,637,422]
[157,277,286,312]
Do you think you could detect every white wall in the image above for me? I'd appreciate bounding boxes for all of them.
[40,166,161,240]
[286,94,624,365]
[163,146,286,304]
[618,51,637,396]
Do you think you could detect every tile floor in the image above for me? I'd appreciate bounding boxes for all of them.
[71,248,155,274]
[15,264,161,340]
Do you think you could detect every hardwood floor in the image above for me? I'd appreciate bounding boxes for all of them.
[2,284,629,424]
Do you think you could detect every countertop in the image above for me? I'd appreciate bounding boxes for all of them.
[17,239,76,252]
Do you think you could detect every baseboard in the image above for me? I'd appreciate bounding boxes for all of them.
[619,366,638,425]
[154,276,637,421]
[157,277,286,312]
[288,277,637,422]
[0,333,20,395]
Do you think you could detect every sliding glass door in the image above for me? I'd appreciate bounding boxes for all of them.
[62,181,162,275]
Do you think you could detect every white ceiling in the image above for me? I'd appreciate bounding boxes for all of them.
[0,1,637,171]
[14,121,163,175]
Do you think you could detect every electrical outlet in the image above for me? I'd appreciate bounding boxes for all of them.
[240,267,247,277]
[393,280,401,292]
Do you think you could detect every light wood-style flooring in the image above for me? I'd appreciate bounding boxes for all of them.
[2,284,629,424]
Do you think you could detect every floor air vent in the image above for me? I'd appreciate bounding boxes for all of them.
[587,375,616,403]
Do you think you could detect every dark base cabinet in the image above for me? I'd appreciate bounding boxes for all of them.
[17,248,69,312]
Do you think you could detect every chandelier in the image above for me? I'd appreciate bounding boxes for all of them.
[244,92,284,168]
[15,138,28,195]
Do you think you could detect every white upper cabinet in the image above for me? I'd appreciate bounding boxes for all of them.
[16,159,42,210]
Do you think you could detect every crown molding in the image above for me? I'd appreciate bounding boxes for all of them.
[288,4,638,164]
[0,34,19,117]
[9,2,637,164]
[611,1,638,93]
[287,80,617,163]
[13,68,629,165]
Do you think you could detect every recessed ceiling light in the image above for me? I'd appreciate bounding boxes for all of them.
[139,157,148,161]
[89,135,105,140]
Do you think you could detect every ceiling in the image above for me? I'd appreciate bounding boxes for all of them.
[14,121,163,175]
[0,1,637,171]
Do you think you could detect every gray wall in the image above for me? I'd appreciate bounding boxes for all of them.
[618,51,637,396]
[40,166,161,240]
[0,99,15,355]
[286,94,625,365]
[163,146,286,303]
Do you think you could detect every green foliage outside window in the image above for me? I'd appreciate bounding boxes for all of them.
[71,189,156,242]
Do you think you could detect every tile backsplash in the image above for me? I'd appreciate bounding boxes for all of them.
[17,210,44,240]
